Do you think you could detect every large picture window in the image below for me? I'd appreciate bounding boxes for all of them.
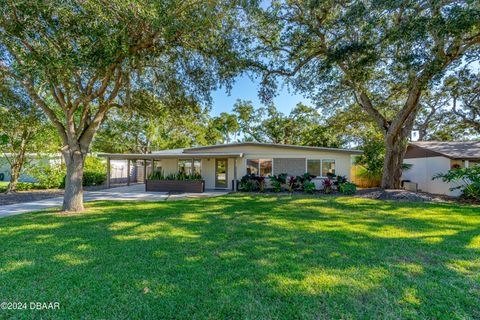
[322,160,335,176]
[178,159,201,175]
[307,159,335,177]
[260,159,272,176]
[307,160,321,177]
[246,159,272,176]
[246,159,259,175]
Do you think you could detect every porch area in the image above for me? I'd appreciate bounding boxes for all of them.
[98,152,244,192]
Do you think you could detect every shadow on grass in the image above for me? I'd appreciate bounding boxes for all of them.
[0,195,479,319]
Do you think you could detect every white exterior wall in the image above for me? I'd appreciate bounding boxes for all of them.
[144,145,357,190]
[217,145,353,181]
[160,159,178,175]
[187,145,355,190]
[202,158,216,189]
[402,156,461,196]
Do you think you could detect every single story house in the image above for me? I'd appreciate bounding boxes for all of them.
[99,142,362,191]
[0,153,62,183]
[402,141,480,196]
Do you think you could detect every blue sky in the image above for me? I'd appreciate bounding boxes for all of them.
[210,74,311,116]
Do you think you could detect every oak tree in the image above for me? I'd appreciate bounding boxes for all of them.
[1,0,244,210]
[248,0,480,188]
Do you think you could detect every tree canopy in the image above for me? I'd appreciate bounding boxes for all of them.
[247,0,480,188]
[0,0,248,210]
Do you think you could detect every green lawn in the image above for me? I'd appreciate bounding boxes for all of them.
[0,181,8,192]
[1,195,479,319]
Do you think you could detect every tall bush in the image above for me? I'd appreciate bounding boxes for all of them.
[28,160,65,189]
[82,157,107,186]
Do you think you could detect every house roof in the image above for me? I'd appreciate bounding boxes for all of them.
[98,152,244,160]
[183,142,362,154]
[98,142,362,159]
[408,141,480,160]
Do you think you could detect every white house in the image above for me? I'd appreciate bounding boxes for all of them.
[402,141,480,196]
[99,142,362,191]
[0,153,62,183]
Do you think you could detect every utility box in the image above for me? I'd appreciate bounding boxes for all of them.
[404,181,418,192]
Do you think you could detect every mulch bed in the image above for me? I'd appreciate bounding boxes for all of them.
[238,188,475,204]
[0,189,64,206]
[353,188,457,203]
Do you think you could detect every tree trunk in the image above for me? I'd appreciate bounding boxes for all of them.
[62,149,86,212]
[6,161,22,193]
[381,134,409,189]
[6,136,28,193]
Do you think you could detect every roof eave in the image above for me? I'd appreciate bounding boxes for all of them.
[184,142,363,154]
[97,153,244,160]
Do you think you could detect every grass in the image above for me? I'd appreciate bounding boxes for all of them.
[1,195,479,319]
[0,181,8,192]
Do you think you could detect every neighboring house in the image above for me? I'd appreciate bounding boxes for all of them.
[0,153,62,183]
[402,141,480,196]
[99,142,362,191]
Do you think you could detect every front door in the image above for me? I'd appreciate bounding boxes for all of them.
[215,158,228,188]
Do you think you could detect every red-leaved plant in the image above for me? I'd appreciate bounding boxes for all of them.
[287,176,297,193]
[323,178,333,194]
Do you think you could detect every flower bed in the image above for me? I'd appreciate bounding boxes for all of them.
[239,172,357,195]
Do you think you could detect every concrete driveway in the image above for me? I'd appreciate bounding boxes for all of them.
[0,184,229,218]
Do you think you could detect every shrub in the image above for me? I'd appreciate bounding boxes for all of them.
[82,157,107,186]
[270,173,288,192]
[240,179,258,192]
[303,181,316,194]
[335,175,348,185]
[295,172,315,192]
[287,176,297,193]
[83,171,106,186]
[323,178,334,194]
[239,174,259,192]
[257,176,266,192]
[15,182,37,191]
[338,182,357,195]
[239,174,267,192]
[354,139,385,181]
[297,172,315,183]
[28,161,65,189]
[433,166,480,200]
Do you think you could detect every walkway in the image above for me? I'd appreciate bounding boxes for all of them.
[0,184,230,218]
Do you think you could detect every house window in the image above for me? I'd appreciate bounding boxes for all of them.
[246,159,272,176]
[260,159,272,176]
[246,159,259,175]
[307,159,336,177]
[307,160,321,177]
[193,159,201,175]
[152,160,162,173]
[322,160,335,177]
[178,159,201,174]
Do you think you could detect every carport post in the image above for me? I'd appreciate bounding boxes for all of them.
[127,159,131,186]
[234,157,237,191]
[106,157,111,189]
[143,159,147,183]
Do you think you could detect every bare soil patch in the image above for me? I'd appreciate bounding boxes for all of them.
[0,189,64,206]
